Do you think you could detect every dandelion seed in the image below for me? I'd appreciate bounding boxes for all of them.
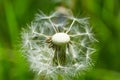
[21,7,97,80]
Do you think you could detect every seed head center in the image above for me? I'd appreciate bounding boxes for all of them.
[52,33,70,46]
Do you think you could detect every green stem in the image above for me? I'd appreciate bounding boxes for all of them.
[3,0,18,47]
[53,45,66,66]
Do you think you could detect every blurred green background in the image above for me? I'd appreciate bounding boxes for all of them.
[0,0,120,80]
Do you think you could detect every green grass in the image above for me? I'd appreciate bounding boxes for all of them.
[0,0,120,80]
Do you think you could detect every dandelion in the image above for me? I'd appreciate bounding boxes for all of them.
[21,7,97,80]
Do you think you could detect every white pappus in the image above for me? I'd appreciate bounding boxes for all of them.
[21,7,97,80]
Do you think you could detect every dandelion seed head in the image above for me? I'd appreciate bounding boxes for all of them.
[21,9,97,80]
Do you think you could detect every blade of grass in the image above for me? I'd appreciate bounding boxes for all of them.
[0,42,3,80]
[3,0,18,47]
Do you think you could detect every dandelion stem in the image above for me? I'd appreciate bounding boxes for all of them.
[53,45,66,66]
